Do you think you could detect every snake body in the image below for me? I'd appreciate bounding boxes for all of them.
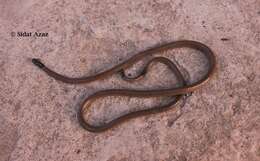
[32,40,216,132]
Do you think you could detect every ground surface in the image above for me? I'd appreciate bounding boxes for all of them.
[0,0,260,161]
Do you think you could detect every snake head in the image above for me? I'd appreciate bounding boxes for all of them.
[32,58,45,69]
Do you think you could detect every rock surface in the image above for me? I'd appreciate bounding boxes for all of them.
[0,0,259,161]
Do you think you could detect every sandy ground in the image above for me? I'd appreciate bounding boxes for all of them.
[0,0,260,161]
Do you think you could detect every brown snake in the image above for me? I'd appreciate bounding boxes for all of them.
[32,40,216,132]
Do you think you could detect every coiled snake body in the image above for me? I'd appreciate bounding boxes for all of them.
[32,40,216,132]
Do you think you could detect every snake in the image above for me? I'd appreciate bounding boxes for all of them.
[32,40,216,132]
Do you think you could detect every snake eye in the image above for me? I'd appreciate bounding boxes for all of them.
[32,58,45,68]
